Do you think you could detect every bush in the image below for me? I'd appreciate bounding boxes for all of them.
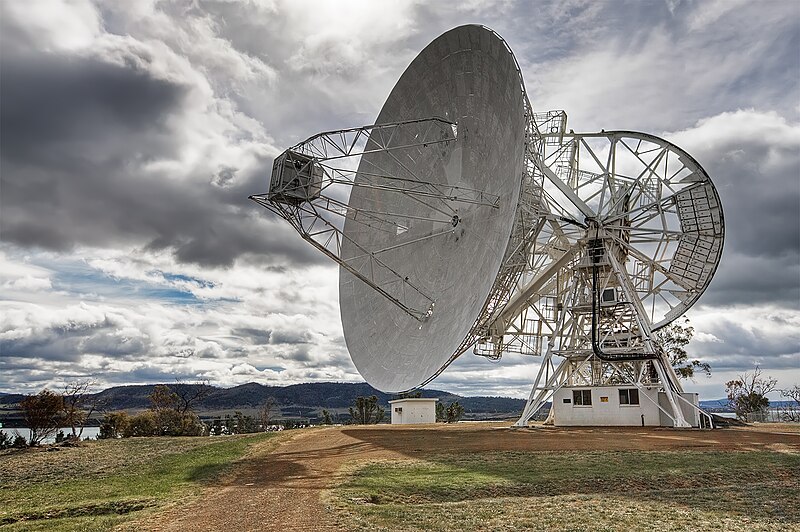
[437,401,464,423]
[99,411,131,439]
[153,409,203,436]
[0,431,11,449]
[125,411,159,437]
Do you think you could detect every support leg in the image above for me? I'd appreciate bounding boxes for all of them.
[514,356,569,426]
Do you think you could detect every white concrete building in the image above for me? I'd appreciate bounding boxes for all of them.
[552,386,701,427]
[389,398,437,424]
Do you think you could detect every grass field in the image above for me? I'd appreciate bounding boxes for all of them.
[2,424,798,531]
[333,450,800,531]
[0,433,277,531]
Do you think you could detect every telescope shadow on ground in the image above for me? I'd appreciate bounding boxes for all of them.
[332,423,800,530]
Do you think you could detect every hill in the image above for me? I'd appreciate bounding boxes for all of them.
[700,398,796,412]
[0,382,525,424]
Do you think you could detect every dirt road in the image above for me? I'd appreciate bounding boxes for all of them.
[133,423,800,531]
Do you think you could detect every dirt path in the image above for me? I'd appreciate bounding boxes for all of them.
[133,423,800,531]
[135,427,404,531]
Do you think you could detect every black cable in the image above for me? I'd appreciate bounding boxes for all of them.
[589,229,656,362]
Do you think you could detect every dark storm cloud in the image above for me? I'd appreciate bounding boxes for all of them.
[0,8,322,268]
[700,319,800,361]
[1,51,184,161]
[0,315,139,362]
[274,345,313,363]
[669,111,800,309]
[711,145,800,260]
[703,253,800,308]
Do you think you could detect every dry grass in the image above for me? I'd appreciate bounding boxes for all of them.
[0,433,276,531]
[332,450,800,531]
[740,423,800,434]
[1,437,219,489]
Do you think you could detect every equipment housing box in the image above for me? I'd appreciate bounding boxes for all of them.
[268,150,323,205]
[388,398,438,424]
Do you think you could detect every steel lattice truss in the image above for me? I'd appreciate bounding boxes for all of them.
[477,113,724,352]
[471,112,724,427]
[250,118,499,322]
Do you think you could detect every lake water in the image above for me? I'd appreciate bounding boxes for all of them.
[1,426,101,443]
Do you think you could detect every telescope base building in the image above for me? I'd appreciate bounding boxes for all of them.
[552,386,701,427]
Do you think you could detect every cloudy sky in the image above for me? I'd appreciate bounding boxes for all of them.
[1,0,798,401]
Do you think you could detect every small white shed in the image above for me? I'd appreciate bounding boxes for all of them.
[389,398,438,424]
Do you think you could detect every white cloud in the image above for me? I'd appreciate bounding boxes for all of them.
[3,0,102,51]
[2,276,52,292]
[666,109,800,159]
[685,0,749,31]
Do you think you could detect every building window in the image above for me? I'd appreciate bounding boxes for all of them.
[563,398,571,404]
[572,389,592,406]
[619,388,640,405]
[600,396,609,403]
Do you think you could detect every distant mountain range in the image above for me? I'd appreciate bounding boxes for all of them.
[3,382,793,426]
[700,399,795,411]
[0,382,526,424]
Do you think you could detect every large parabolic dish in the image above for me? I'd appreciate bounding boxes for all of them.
[251,23,725,425]
[340,26,526,392]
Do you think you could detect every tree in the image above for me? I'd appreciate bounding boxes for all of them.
[233,411,258,433]
[20,389,64,446]
[321,409,333,425]
[99,411,131,439]
[782,385,800,406]
[446,401,465,423]
[656,318,711,379]
[779,385,800,422]
[173,379,213,415]
[436,401,464,423]
[726,366,778,421]
[349,395,385,424]
[436,402,446,422]
[62,379,101,440]
[147,384,204,436]
[259,396,277,428]
[149,385,179,412]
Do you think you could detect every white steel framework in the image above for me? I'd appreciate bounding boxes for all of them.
[477,111,724,428]
[250,117,500,322]
[251,25,724,427]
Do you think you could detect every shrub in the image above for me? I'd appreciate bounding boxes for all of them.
[99,411,131,439]
[125,411,159,437]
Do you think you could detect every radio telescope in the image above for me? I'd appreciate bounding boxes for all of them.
[251,25,724,428]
